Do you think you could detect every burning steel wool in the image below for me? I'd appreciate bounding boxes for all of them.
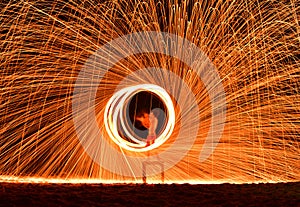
[0,0,299,183]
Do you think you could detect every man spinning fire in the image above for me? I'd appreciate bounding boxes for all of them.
[135,110,159,147]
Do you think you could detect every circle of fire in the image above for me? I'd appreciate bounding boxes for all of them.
[104,84,175,152]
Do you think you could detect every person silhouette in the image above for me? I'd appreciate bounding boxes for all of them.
[135,109,159,147]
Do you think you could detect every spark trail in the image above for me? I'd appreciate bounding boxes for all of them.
[0,0,299,183]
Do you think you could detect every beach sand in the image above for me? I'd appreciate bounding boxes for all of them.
[0,182,299,206]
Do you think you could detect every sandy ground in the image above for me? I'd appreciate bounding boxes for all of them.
[0,182,299,206]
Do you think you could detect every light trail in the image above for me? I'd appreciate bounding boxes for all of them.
[0,0,299,183]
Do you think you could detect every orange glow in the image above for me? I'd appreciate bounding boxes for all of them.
[0,0,299,184]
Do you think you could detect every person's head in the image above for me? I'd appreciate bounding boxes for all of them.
[135,111,150,129]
